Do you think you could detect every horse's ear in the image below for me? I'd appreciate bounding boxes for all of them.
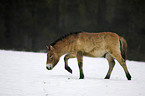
[46,45,49,50]
[49,45,54,50]
[46,45,54,50]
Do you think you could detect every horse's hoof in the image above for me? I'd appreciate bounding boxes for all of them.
[79,75,84,79]
[104,76,110,79]
[127,73,131,80]
[79,77,84,79]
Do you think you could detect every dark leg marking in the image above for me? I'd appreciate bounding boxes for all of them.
[78,62,84,79]
[104,60,115,79]
[65,66,72,74]
[104,54,115,79]
[77,51,84,79]
[126,73,131,80]
[64,54,74,74]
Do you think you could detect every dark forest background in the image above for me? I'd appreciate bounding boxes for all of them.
[0,0,145,61]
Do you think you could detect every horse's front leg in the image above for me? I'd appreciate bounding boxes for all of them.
[77,51,84,79]
[64,53,76,74]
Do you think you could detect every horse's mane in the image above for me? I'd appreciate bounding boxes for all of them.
[50,31,83,46]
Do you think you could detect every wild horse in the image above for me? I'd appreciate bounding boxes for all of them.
[46,32,131,80]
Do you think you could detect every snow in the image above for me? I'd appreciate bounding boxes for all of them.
[0,50,145,96]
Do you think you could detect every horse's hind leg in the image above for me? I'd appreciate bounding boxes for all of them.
[119,59,131,80]
[105,53,115,79]
[107,49,131,80]
[64,53,76,74]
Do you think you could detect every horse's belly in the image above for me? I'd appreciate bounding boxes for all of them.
[95,50,106,57]
[84,50,106,57]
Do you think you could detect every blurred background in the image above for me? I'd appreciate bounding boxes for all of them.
[0,0,145,61]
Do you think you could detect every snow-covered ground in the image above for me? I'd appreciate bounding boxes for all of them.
[0,50,145,96]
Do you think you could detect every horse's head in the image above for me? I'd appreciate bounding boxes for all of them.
[46,45,59,70]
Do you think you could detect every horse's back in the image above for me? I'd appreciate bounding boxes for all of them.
[77,32,120,47]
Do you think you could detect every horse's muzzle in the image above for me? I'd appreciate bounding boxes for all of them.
[46,64,52,70]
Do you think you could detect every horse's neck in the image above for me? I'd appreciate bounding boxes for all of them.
[53,41,72,57]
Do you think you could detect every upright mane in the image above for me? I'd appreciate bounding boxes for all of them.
[50,31,83,46]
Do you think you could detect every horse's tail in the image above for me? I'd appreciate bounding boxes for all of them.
[119,36,127,61]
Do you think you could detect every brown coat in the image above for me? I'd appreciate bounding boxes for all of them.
[46,32,131,80]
